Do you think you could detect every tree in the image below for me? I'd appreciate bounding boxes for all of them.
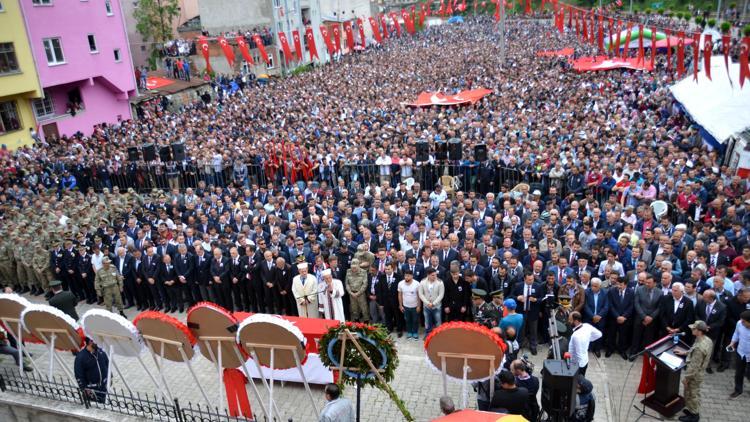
[134,0,181,69]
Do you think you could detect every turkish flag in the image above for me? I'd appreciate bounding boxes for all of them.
[614,21,621,56]
[402,9,415,34]
[277,31,293,64]
[637,25,644,63]
[582,12,588,41]
[703,34,712,81]
[292,30,303,61]
[305,27,318,61]
[390,12,401,36]
[252,34,269,64]
[332,24,341,52]
[319,25,334,55]
[597,15,603,51]
[693,32,701,81]
[369,17,382,43]
[622,23,633,58]
[524,0,531,14]
[677,31,686,77]
[438,0,444,16]
[575,11,580,38]
[380,14,388,39]
[343,21,355,51]
[357,18,366,47]
[216,36,235,67]
[197,36,211,73]
[650,27,656,68]
[235,36,254,65]
[740,37,750,88]
[494,0,500,22]
[608,18,614,53]
[589,13,595,44]
[722,34,731,79]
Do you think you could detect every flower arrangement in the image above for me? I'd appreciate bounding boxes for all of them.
[318,322,413,421]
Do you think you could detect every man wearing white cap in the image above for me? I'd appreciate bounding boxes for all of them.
[321,269,345,322]
[292,263,318,318]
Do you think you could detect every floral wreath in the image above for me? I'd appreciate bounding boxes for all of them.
[318,322,413,421]
[236,313,308,367]
[20,303,85,350]
[81,308,144,357]
[424,321,507,382]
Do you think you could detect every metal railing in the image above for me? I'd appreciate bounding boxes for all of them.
[0,368,256,422]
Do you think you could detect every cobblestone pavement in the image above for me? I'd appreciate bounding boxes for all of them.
[2,296,749,422]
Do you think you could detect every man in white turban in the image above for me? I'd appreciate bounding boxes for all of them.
[321,269,345,322]
[292,263,318,318]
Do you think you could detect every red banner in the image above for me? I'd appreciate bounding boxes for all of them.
[252,34,269,64]
[677,31,686,77]
[741,37,750,88]
[357,18,366,47]
[404,88,493,107]
[380,14,388,40]
[369,17,382,43]
[343,21,355,51]
[597,15,603,51]
[402,9,415,34]
[614,21,622,56]
[582,12,588,41]
[278,31,293,64]
[292,30,303,61]
[622,23,633,58]
[305,27,318,61]
[524,0,531,14]
[197,36,211,73]
[703,34,712,81]
[319,25,334,55]
[637,25,644,63]
[390,12,401,37]
[216,36,235,67]
[693,32,701,81]
[650,27,656,68]
[572,55,654,72]
[536,47,574,57]
[722,34,731,79]
[235,36,254,65]
[332,24,342,52]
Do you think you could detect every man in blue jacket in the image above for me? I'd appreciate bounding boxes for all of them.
[583,278,609,357]
[74,338,109,403]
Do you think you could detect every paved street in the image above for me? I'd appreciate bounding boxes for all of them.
[2,297,749,421]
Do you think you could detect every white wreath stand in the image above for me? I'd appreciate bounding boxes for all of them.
[31,328,79,383]
[0,317,40,376]
[437,352,497,409]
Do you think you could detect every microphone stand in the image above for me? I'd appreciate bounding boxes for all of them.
[629,346,664,422]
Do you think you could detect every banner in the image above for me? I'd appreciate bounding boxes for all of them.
[703,34,712,81]
[332,24,342,52]
[216,36,235,67]
[722,34,731,80]
[692,32,700,81]
[390,12,401,37]
[402,9,415,34]
[343,21,355,51]
[572,55,654,72]
[370,17,382,43]
[637,25,644,63]
[357,18,366,47]
[252,34,269,64]
[403,88,493,106]
[278,31,293,64]
[677,31,686,77]
[622,23,632,58]
[305,27,318,61]
[536,47,574,57]
[235,36,254,65]
[197,36,211,73]
[319,25,334,55]
[292,30,303,61]
[650,27,656,68]
[380,14,389,39]
[741,37,750,88]
[597,15,603,51]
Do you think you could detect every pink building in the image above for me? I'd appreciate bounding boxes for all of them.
[19,0,137,139]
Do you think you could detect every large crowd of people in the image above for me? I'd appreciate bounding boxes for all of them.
[1,13,750,419]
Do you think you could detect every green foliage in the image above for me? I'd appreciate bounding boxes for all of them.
[707,19,716,28]
[744,25,750,37]
[134,0,181,45]
[720,22,731,34]
[289,63,312,76]
[658,8,665,14]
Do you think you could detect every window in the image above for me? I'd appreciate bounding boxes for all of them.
[0,101,21,135]
[32,0,52,5]
[113,48,121,62]
[32,91,55,119]
[266,55,274,69]
[87,34,97,53]
[43,38,64,65]
[105,0,113,15]
[0,43,19,74]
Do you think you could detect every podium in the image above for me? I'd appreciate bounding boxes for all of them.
[642,335,688,417]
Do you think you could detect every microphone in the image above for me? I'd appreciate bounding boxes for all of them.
[563,352,571,368]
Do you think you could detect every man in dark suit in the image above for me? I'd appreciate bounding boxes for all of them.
[402,255,424,282]
[606,278,634,358]
[143,247,163,310]
[256,250,276,313]
[193,246,212,304]
[658,282,695,340]
[209,248,231,310]
[227,247,244,312]
[158,254,182,313]
[377,263,404,336]
[60,240,79,297]
[77,245,97,304]
[270,257,292,315]
[437,242,458,268]
[583,279,609,357]
[47,279,79,320]
[629,275,662,359]
[113,247,137,309]
[239,245,257,312]
[696,288,726,372]
[512,272,542,355]
[174,244,194,308]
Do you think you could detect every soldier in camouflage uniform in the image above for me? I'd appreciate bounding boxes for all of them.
[0,237,16,289]
[472,289,500,330]
[14,236,33,293]
[675,320,713,422]
[345,259,370,322]
[32,243,52,294]
[353,243,375,268]
[95,257,126,317]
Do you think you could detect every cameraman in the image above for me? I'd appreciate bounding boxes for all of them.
[512,359,540,421]
[489,370,530,417]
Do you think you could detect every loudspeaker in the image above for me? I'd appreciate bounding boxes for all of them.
[415,141,429,162]
[448,138,462,161]
[171,142,186,161]
[159,145,172,162]
[435,141,447,161]
[541,360,578,419]
[127,147,139,162]
[474,143,488,162]
[142,143,156,161]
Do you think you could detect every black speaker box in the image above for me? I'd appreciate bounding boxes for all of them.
[159,146,172,162]
[416,141,429,162]
[541,359,578,418]
[474,143,488,162]
[448,138,462,161]
[171,142,186,161]
[435,141,447,161]
[142,143,156,161]
[127,147,139,162]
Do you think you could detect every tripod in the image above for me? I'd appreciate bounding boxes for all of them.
[547,307,563,360]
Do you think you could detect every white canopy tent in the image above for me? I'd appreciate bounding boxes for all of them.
[669,56,750,143]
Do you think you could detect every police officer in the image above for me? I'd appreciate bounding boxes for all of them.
[490,290,505,317]
[74,338,109,404]
[473,289,500,330]
[346,259,370,322]
[675,320,713,422]
[95,257,126,317]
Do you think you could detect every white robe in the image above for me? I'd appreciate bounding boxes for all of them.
[322,279,346,322]
[292,273,319,318]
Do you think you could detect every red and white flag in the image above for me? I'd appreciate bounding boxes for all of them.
[305,27,318,61]
[235,36,254,65]
[277,31,293,64]
[252,34,270,64]
[332,24,342,52]
[703,34,712,81]
[369,17,382,43]
[357,17,366,47]
[343,21,355,51]
[216,36,235,67]
[677,31,686,77]
[390,12,401,37]
[740,37,750,88]
[379,14,388,40]
[292,30,303,61]
[197,36,211,73]
[319,25,334,55]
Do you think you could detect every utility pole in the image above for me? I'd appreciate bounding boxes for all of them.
[716,0,722,19]
[499,5,506,68]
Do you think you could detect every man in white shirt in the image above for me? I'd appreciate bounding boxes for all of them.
[321,269,345,322]
[568,311,602,376]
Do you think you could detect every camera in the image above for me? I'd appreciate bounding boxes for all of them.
[520,353,535,376]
